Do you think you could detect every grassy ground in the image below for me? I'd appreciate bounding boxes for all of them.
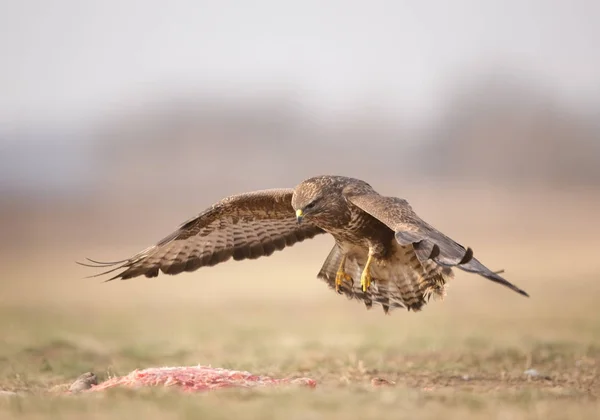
[1,269,599,419]
[1,187,599,419]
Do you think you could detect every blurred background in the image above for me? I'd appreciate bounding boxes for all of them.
[1,0,599,310]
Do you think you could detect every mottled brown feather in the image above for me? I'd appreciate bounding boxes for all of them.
[317,243,453,313]
[84,189,324,280]
[345,191,528,297]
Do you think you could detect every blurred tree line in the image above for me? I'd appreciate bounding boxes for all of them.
[91,72,600,195]
[2,71,599,249]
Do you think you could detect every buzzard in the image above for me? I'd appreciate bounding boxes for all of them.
[80,175,528,313]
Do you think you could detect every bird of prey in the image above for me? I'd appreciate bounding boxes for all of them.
[80,175,528,314]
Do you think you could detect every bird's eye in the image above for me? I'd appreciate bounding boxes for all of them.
[305,201,317,210]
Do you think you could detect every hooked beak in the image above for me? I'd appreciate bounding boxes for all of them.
[295,209,303,224]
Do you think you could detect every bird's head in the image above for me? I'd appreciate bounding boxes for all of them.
[291,176,349,225]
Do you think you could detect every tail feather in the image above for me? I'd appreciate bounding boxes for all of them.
[316,243,453,314]
[316,245,345,285]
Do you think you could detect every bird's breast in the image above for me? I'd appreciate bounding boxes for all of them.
[317,209,395,257]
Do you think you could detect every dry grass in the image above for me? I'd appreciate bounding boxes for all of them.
[2,267,599,419]
[1,186,599,419]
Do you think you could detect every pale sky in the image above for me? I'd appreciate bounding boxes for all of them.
[1,0,599,128]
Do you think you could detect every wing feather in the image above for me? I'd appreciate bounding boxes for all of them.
[345,192,529,297]
[80,189,325,280]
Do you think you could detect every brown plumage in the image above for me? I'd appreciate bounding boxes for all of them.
[80,175,528,314]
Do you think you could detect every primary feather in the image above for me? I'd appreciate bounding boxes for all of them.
[81,189,324,280]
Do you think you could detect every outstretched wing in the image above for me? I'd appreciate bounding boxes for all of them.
[79,189,325,280]
[345,192,529,297]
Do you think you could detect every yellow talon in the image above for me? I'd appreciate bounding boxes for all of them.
[360,271,372,292]
[361,253,374,292]
[335,255,352,292]
[335,271,352,292]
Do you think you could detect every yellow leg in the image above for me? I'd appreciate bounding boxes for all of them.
[361,254,373,292]
[335,255,352,292]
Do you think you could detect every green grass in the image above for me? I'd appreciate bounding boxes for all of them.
[1,293,599,419]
